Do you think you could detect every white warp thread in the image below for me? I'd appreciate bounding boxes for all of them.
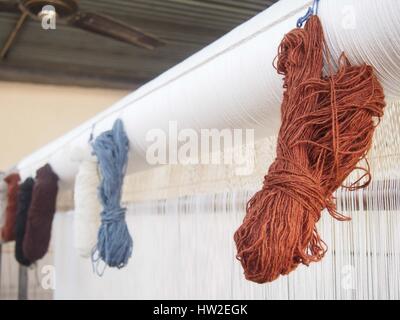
[73,160,101,258]
[53,186,400,300]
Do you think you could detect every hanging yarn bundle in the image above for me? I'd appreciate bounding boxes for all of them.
[1,173,20,242]
[74,159,101,258]
[92,119,133,270]
[234,15,386,283]
[0,173,7,227]
[15,178,35,266]
[23,164,59,263]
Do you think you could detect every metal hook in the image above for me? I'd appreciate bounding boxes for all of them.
[296,0,320,28]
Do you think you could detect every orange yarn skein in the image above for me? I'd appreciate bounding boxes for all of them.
[234,16,386,283]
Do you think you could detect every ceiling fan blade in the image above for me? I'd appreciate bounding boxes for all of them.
[0,12,28,59]
[69,11,165,50]
[0,0,20,13]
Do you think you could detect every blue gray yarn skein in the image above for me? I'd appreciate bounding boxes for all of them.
[92,119,133,270]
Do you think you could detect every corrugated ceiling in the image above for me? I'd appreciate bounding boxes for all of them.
[0,0,278,89]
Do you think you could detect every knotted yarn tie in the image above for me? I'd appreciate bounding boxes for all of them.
[91,119,133,273]
[101,207,126,224]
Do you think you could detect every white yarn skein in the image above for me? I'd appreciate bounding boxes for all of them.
[0,173,8,228]
[74,159,101,258]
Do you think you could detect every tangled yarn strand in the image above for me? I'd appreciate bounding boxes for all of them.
[92,119,133,271]
[234,16,385,283]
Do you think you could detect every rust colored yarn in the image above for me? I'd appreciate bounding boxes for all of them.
[1,173,20,242]
[234,16,386,283]
[23,164,59,263]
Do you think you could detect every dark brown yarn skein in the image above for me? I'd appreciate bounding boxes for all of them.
[15,178,35,266]
[1,173,20,242]
[23,164,59,263]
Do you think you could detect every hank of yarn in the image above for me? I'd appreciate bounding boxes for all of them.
[23,164,59,263]
[15,178,35,266]
[234,16,386,283]
[92,119,133,270]
[74,159,101,258]
[1,173,20,242]
[0,173,8,228]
